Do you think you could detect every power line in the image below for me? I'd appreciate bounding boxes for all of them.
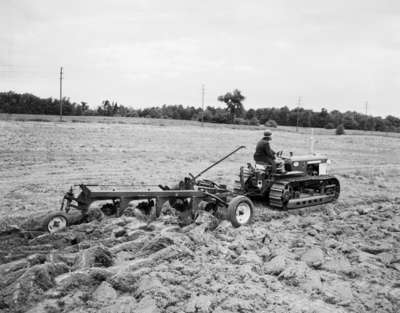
[296,96,301,132]
[59,67,63,121]
[201,84,205,127]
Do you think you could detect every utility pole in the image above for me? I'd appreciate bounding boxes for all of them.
[201,84,205,127]
[365,101,368,115]
[296,96,301,132]
[59,67,63,121]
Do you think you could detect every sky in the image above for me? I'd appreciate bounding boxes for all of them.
[1,0,400,117]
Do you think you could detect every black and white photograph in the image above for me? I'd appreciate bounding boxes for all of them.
[1,1,399,312]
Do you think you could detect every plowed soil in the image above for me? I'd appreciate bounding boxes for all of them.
[0,118,399,313]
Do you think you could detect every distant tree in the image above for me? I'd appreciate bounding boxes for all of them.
[310,108,329,128]
[217,89,245,122]
[81,102,88,112]
[249,116,260,126]
[278,106,290,125]
[343,112,359,129]
[365,117,376,131]
[325,122,335,129]
[3,91,400,133]
[329,110,343,127]
[336,124,345,135]
[265,119,278,128]
[97,100,114,116]
[385,115,400,130]
[112,101,119,115]
[254,108,271,124]
[374,117,387,132]
[245,108,256,120]
[233,117,249,125]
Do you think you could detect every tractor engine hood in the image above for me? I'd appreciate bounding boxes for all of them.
[288,154,329,163]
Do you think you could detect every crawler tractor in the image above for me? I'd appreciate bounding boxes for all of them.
[234,151,340,210]
[46,146,340,232]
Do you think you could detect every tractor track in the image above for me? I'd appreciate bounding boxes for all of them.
[268,175,340,209]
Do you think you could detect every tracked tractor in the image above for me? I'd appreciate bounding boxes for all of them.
[234,151,340,210]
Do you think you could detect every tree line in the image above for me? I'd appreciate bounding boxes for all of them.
[1,90,399,132]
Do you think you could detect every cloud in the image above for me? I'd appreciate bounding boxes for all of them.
[1,0,400,116]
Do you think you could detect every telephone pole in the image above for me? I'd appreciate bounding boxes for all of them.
[296,96,301,132]
[201,84,205,127]
[365,101,368,115]
[59,67,63,121]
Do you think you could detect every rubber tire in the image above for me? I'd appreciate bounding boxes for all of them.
[42,212,69,233]
[227,196,254,228]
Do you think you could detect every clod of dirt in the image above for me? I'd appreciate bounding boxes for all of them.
[301,247,324,269]
[138,236,174,257]
[0,262,69,312]
[112,226,126,238]
[321,255,353,276]
[278,261,322,292]
[134,275,173,308]
[135,295,161,313]
[359,243,392,255]
[74,245,113,269]
[234,250,263,265]
[322,279,353,306]
[86,207,105,222]
[263,254,289,275]
[185,294,214,313]
[56,271,96,292]
[86,267,114,282]
[195,211,220,230]
[92,281,118,303]
[0,224,22,236]
[98,295,137,313]
[27,253,47,265]
[108,270,144,292]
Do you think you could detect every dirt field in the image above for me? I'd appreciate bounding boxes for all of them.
[0,116,399,313]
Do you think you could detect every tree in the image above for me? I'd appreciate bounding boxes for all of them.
[217,89,245,122]
[325,122,335,129]
[265,119,278,128]
[311,108,329,128]
[343,112,359,129]
[112,101,119,115]
[245,108,256,120]
[385,115,400,130]
[3,91,400,133]
[336,124,345,135]
[330,110,343,127]
[80,102,89,115]
[375,117,387,132]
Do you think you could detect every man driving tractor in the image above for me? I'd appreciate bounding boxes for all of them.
[253,130,276,173]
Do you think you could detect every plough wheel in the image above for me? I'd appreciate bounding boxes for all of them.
[43,212,69,233]
[227,196,254,228]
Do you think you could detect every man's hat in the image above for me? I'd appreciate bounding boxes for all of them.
[264,130,272,137]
